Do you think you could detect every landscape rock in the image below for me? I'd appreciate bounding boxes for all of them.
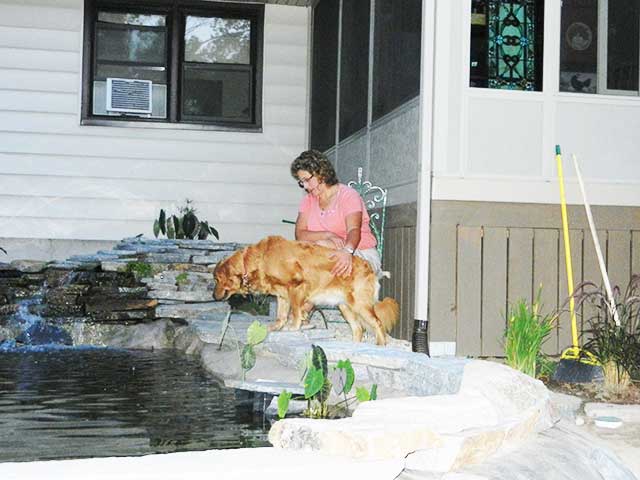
[10,260,48,273]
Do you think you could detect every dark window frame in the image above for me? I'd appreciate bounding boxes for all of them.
[82,0,264,132]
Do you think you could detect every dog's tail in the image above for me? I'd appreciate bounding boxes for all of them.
[373,297,400,333]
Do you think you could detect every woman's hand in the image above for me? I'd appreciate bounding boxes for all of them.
[329,249,353,277]
[326,233,345,249]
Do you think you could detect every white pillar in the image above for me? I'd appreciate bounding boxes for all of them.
[413,0,436,351]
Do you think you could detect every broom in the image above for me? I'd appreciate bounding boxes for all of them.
[552,146,602,383]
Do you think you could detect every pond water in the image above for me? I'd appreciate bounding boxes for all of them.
[0,348,270,463]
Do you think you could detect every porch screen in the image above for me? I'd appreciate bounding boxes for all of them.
[339,0,370,140]
[310,0,339,152]
[470,0,544,91]
[372,0,421,120]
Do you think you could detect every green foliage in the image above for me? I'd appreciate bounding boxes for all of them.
[575,275,640,394]
[126,261,153,280]
[304,366,325,399]
[154,199,219,240]
[246,320,268,345]
[239,320,268,380]
[355,386,371,402]
[334,359,355,395]
[240,344,256,373]
[504,289,555,378]
[277,390,292,419]
[536,356,558,381]
[175,272,189,285]
[312,344,328,375]
[278,345,377,420]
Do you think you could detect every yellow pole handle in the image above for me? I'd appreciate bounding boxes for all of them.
[555,146,579,349]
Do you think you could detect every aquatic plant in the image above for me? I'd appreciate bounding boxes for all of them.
[504,288,556,378]
[153,199,219,240]
[278,345,377,419]
[240,320,268,380]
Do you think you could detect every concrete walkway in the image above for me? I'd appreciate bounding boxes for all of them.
[0,448,404,480]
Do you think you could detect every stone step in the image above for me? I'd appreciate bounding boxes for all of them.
[149,290,213,302]
[155,302,230,319]
[84,298,158,313]
[226,379,304,396]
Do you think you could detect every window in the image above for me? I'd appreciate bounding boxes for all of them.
[469,0,544,91]
[560,0,640,95]
[82,0,263,129]
[372,0,421,120]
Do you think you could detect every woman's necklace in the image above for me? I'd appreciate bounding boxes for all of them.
[319,185,338,211]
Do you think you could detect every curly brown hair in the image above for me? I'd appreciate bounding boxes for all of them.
[290,150,339,186]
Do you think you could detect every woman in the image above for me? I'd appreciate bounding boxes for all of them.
[290,149,381,278]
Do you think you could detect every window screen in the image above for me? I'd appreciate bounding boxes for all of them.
[310,0,339,152]
[339,0,370,140]
[372,0,421,121]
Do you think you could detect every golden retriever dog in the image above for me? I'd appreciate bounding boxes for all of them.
[213,236,399,345]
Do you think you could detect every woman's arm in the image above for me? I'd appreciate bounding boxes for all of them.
[295,212,344,246]
[330,211,362,277]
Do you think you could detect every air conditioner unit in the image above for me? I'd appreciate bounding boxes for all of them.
[106,78,152,114]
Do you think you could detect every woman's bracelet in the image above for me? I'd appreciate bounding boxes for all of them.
[342,246,355,255]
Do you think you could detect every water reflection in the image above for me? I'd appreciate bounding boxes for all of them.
[0,349,269,462]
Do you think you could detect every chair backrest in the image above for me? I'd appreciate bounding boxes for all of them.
[347,167,387,259]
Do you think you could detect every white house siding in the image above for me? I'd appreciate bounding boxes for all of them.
[430,0,640,208]
[0,0,307,258]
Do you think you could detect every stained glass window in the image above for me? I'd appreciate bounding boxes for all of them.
[488,0,537,90]
[470,0,543,91]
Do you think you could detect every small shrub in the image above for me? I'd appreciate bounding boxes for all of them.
[575,276,640,396]
[154,199,219,240]
[504,289,556,378]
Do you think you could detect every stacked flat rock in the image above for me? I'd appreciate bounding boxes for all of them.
[0,237,241,325]
[0,261,48,317]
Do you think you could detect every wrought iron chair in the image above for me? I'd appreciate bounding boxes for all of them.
[309,167,388,328]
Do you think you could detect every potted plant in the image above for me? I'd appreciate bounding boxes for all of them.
[153,199,219,240]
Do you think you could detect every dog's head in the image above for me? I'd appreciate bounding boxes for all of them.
[213,250,248,300]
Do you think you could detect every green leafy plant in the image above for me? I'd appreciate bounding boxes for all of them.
[154,199,219,240]
[574,276,640,396]
[126,261,153,280]
[504,289,556,378]
[175,272,189,286]
[240,320,268,380]
[277,345,377,419]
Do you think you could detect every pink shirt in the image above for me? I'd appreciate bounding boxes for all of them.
[298,184,377,250]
